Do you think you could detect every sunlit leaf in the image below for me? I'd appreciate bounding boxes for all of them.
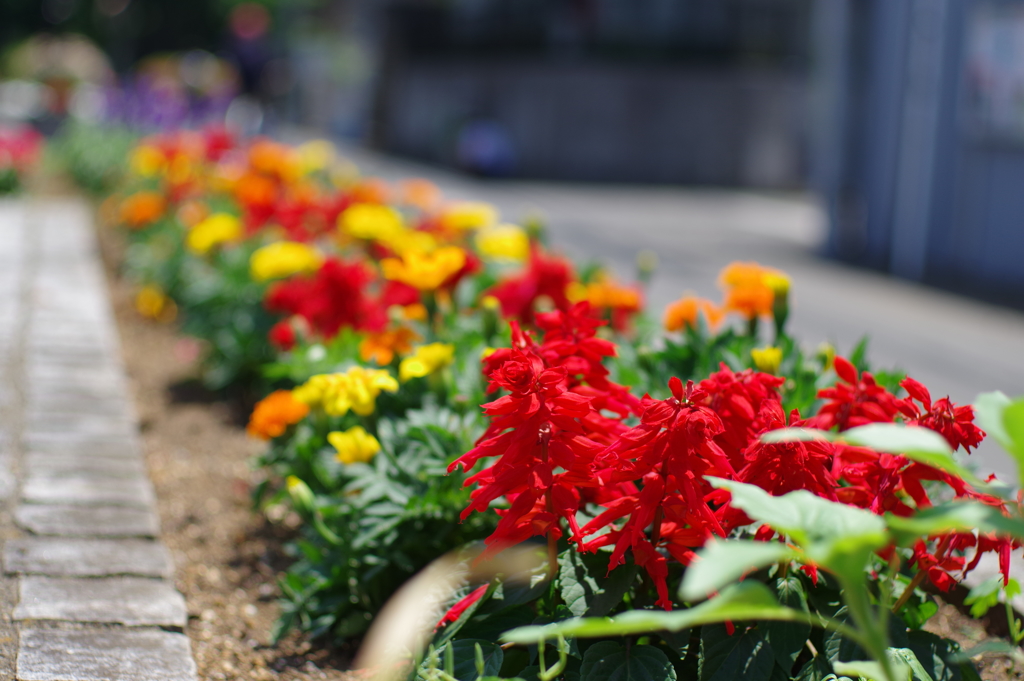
[502,582,803,644]
[759,428,834,444]
[680,540,796,601]
[886,502,1024,547]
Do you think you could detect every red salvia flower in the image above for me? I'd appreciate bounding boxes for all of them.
[898,377,985,453]
[803,356,903,431]
[699,364,785,470]
[486,244,575,324]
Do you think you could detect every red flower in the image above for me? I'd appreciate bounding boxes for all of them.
[265,258,381,338]
[268,319,297,350]
[898,377,985,453]
[581,378,736,609]
[486,245,575,324]
[803,356,902,431]
[699,364,785,470]
[435,584,489,631]
[738,401,838,501]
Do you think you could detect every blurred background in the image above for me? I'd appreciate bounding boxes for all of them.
[2,0,1024,305]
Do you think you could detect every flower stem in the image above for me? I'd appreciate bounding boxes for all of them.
[892,569,928,614]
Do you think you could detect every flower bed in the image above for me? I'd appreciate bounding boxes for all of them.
[107,128,1024,681]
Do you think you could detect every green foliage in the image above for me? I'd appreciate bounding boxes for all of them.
[48,121,137,195]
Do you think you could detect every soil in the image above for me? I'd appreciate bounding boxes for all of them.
[97,222,355,681]
[92,210,1023,681]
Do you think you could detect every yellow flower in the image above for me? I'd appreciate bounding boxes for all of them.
[296,139,337,174]
[129,144,166,177]
[327,426,381,465]
[186,213,243,255]
[380,246,467,290]
[134,285,177,323]
[476,224,529,262]
[399,343,455,382]
[339,203,405,241]
[292,367,399,417]
[751,346,783,375]
[249,241,323,282]
[441,201,498,231]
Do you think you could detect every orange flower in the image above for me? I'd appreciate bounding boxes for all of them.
[348,178,390,205]
[120,191,166,229]
[358,327,420,365]
[400,178,441,211]
[246,390,310,440]
[663,295,723,332]
[234,172,277,209]
[718,261,781,319]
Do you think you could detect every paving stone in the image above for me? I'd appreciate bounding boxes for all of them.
[25,452,145,477]
[26,397,131,417]
[24,414,135,438]
[22,434,141,459]
[15,576,187,627]
[22,474,154,507]
[5,538,172,577]
[17,627,197,681]
[15,504,159,537]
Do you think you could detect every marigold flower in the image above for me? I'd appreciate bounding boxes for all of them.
[359,327,419,366]
[381,246,467,291]
[186,213,243,254]
[296,139,337,174]
[663,295,723,332]
[441,201,498,231]
[249,241,324,282]
[399,343,455,382]
[134,285,176,323]
[292,367,399,417]
[400,178,442,211]
[119,191,166,229]
[339,203,405,241]
[129,144,166,177]
[246,390,310,439]
[718,261,787,320]
[327,426,381,465]
[476,224,529,262]
[750,346,782,375]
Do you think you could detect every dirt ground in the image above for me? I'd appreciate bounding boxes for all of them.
[98,224,355,681]
[94,218,1022,681]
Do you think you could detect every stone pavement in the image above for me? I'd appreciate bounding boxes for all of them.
[0,198,196,680]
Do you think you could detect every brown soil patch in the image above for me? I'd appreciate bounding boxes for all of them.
[97,222,355,680]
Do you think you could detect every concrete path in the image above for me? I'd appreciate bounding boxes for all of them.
[336,144,1024,484]
[0,198,196,680]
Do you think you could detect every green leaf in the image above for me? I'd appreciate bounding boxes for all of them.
[1004,399,1024,489]
[449,640,504,681]
[792,655,835,681]
[502,582,805,643]
[906,629,974,681]
[580,641,676,681]
[889,648,935,681]
[699,626,775,681]
[559,550,638,618]
[680,540,796,601]
[833,659,902,681]
[973,392,1013,453]
[759,428,834,444]
[841,424,951,457]
[962,576,1003,619]
[706,479,887,576]
[886,502,1024,547]
[762,576,811,670]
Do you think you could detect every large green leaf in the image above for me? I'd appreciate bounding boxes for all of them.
[559,551,639,618]
[759,428,834,444]
[885,502,1024,547]
[502,582,805,643]
[1004,398,1024,490]
[973,392,1014,453]
[841,424,953,457]
[706,479,887,575]
[580,641,676,681]
[680,540,796,601]
[762,576,812,671]
[699,626,775,681]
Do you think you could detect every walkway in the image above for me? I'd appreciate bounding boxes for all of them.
[0,198,196,680]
